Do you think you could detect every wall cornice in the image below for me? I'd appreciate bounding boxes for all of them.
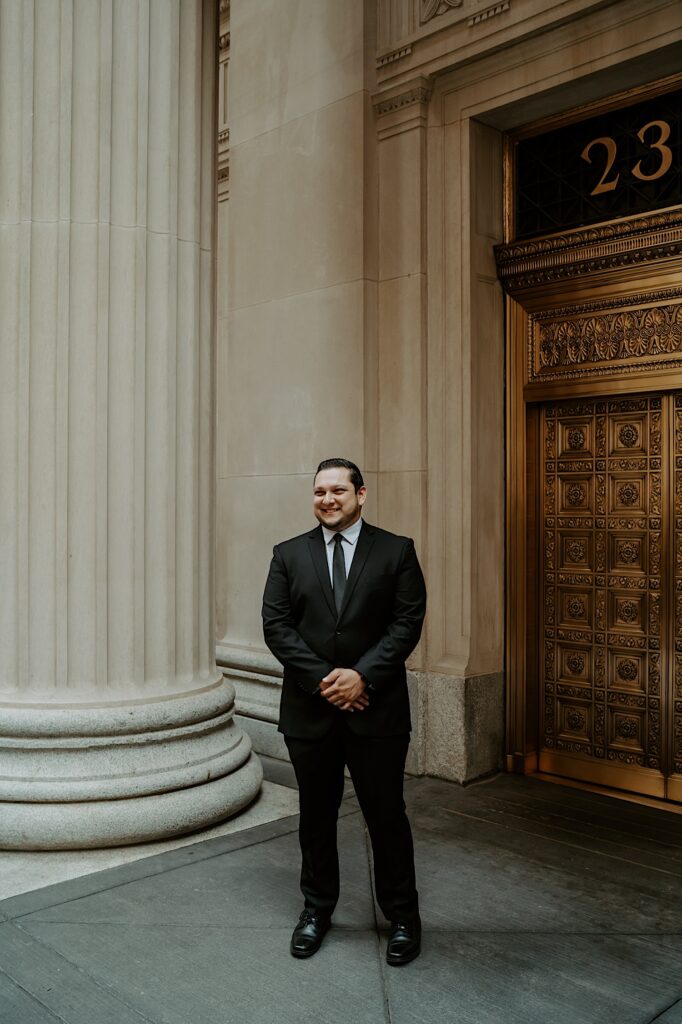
[374,0,667,88]
[495,208,682,293]
[372,74,433,138]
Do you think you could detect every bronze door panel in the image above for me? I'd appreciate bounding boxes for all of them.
[539,394,669,798]
[670,396,682,802]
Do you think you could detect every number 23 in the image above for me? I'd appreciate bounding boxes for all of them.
[580,119,673,196]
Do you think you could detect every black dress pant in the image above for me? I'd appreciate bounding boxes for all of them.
[284,719,418,922]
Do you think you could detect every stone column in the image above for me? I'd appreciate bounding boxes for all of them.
[0,0,261,849]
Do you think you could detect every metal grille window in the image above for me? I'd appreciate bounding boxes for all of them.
[515,88,682,240]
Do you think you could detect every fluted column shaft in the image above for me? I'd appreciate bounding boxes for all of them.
[0,0,261,849]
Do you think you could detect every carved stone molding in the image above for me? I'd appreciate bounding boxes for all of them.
[469,1,510,27]
[495,208,682,293]
[421,0,462,23]
[376,44,413,68]
[217,0,230,202]
[372,75,433,139]
[373,78,432,116]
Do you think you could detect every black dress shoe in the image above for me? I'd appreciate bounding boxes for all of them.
[290,909,331,958]
[386,918,421,966]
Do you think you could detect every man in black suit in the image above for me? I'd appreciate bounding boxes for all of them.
[262,458,427,965]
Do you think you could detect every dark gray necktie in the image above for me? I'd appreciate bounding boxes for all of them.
[332,534,346,614]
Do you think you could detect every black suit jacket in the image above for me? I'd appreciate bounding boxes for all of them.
[262,521,427,739]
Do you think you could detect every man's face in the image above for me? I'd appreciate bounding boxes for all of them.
[313,468,366,532]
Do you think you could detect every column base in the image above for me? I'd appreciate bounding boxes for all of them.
[0,753,263,850]
[0,678,264,850]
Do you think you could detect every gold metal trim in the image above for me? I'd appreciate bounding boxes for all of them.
[496,208,682,293]
[534,772,682,814]
[538,752,665,798]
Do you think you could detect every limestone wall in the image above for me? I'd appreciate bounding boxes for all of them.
[216,0,682,780]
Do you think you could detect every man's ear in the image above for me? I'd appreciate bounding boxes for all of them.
[358,486,367,506]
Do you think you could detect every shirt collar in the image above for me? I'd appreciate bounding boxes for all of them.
[321,517,363,547]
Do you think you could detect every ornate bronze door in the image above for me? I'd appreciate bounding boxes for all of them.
[496,79,682,803]
[538,393,682,799]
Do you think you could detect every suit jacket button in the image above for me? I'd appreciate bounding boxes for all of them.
[335,630,341,636]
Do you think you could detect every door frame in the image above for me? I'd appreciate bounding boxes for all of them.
[496,78,682,792]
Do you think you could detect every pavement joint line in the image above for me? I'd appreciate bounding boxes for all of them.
[0,963,69,1024]
[0,813,321,921]
[442,807,682,877]
[15,921,382,932]
[1,806,366,929]
[11,922,682,936]
[2,806,367,924]
[644,993,682,1023]
[362,821,393,1024]
[4,921,156,1024]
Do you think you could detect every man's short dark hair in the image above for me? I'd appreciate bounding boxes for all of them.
[315,458,364,492]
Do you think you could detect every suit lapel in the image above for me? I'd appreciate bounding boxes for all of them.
[337,522,376,621]
[307,527,337,619]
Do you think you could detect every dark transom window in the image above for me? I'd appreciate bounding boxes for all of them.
[514,87,682,240]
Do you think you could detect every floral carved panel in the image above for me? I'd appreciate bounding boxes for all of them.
[530,292,682,386]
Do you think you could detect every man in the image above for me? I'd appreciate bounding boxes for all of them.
[262,457,427,965]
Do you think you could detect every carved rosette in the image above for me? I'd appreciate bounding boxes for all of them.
[567,596,586,619]
[619,424,639,448]
[567,427,586,450]
[566,540,586,564]
[617,540,639,564]
[617,658,638,682]
[566,653,585,675]
[615,715,639,741]
[566,708,586,732]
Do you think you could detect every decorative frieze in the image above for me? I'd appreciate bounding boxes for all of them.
[495,209,682,292]
[529,290,682,385]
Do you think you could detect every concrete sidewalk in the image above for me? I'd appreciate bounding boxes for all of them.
[2,760,682,1024]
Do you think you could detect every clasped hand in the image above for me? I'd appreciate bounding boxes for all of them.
[320,668,369,712]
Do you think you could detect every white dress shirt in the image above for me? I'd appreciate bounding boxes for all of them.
[321,517,363,587]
